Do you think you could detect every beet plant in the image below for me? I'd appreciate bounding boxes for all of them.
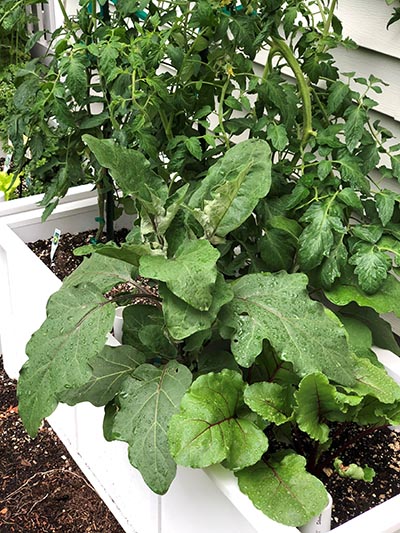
[18,0,400,526]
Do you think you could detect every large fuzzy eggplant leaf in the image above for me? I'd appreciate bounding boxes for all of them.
[259,229,295,272]
[18,283,115,437]
[110,361,192,494]
[325,273,400,317]
[159,274,234,340]
[59,345,146,406]
[244,382,293,425]
[63,253,134,291]
[83,135,167,209]
[338,303,400,356]
[294,373,342,443]
[122,304,176,359]
[347,357,400,404]
[219,272,355,385]
[236,452,328,527]
[140,240,219,311]
[168,370,268,470]
[188,139,272,240]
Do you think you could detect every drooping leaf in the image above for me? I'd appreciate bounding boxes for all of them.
[110,361,192,494]
[298,202,344,271]
[168,370,268,470]
[338,154,370,193]
[65,55,88,103]
[189,139,272,240]
[59,345,146,406]
[63,253,134,291]
[83,135,167,209]
[327,80,350,114]
[320,241,348,288]
[244,382,293,425]
[337,188,363,210]
[338,316,376,361]
[185,137,203,160]
[219,272,355,385]
[18,284,115,437]
[344,106,367,153]
[294,373,341,443]
[236,452,328,527]
[352,225,383,244]
[156,184,189,236]
[196,350,240,376]
[74,241,155,267]
[375,189,397,226]
[251,346,299,386]
[160,274,233,340]
[140,240,219,311]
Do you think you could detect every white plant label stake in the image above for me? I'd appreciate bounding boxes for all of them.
[50,228,61,265]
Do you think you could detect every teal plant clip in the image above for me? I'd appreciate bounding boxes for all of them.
[87,0,148,20]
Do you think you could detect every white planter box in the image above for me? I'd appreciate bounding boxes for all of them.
[0,197,399,533]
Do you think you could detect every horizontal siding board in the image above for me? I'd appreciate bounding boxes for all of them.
[336,0,400,60]
[332,45,400,121]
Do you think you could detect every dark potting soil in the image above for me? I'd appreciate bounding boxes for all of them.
[319,425,400,528]
[0,355,124,533]
[3,229,400,530]
[26,228,129,280]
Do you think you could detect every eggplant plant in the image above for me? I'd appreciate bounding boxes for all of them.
[17,0,400,527]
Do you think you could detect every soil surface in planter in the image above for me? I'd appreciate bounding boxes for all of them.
[3,229,400,531]
[0,355,124,532]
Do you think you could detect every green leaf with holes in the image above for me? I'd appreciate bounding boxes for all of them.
[219,272,355,385]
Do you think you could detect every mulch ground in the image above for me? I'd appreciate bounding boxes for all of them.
[1,229,400,531]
